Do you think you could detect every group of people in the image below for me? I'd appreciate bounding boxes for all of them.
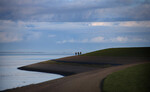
[75,52,82,55]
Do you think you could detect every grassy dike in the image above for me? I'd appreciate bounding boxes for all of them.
[40,60,112,68]
[102,63,150,92]
[18,47,150,76]
[82,47,150,57]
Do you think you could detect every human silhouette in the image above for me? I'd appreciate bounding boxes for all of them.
[75,52,77,55]
[78,52,80,55]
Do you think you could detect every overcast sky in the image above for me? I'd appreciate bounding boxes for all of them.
[0,0,150,21]
[0,0,150,54]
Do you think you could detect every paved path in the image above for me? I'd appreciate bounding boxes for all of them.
[4,62,147,92]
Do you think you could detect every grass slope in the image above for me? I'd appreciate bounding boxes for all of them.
[40,60,112,68]
[82,47,150,57]
[102,63,150,92]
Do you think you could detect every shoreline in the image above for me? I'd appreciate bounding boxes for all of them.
[3,62,148,92]
[3,55,150,92]
[18,66,75,76]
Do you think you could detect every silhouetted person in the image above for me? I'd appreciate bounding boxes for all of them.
[78,52,80,55]
[80,52,82,55]
[75,52,77,55]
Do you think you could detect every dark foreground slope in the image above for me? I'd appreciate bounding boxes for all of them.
[103,63,150,92]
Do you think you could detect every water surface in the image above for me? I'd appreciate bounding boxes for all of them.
[0,53,71,91]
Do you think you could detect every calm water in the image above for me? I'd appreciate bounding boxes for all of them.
[0,53,71,91]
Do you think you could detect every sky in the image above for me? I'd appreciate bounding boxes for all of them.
[0,0,150,54]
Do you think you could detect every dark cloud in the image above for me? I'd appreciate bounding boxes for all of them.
[0,0,150,21]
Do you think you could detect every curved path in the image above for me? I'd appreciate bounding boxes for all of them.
[4,62,147,92]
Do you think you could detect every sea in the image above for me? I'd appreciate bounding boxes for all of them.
[0,52,71,91]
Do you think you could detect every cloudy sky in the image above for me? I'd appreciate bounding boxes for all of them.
[0,0,150,54]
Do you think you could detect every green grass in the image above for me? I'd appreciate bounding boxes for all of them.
[40,60,112,68]
[102,63,150,92]
[82,47,150,57]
